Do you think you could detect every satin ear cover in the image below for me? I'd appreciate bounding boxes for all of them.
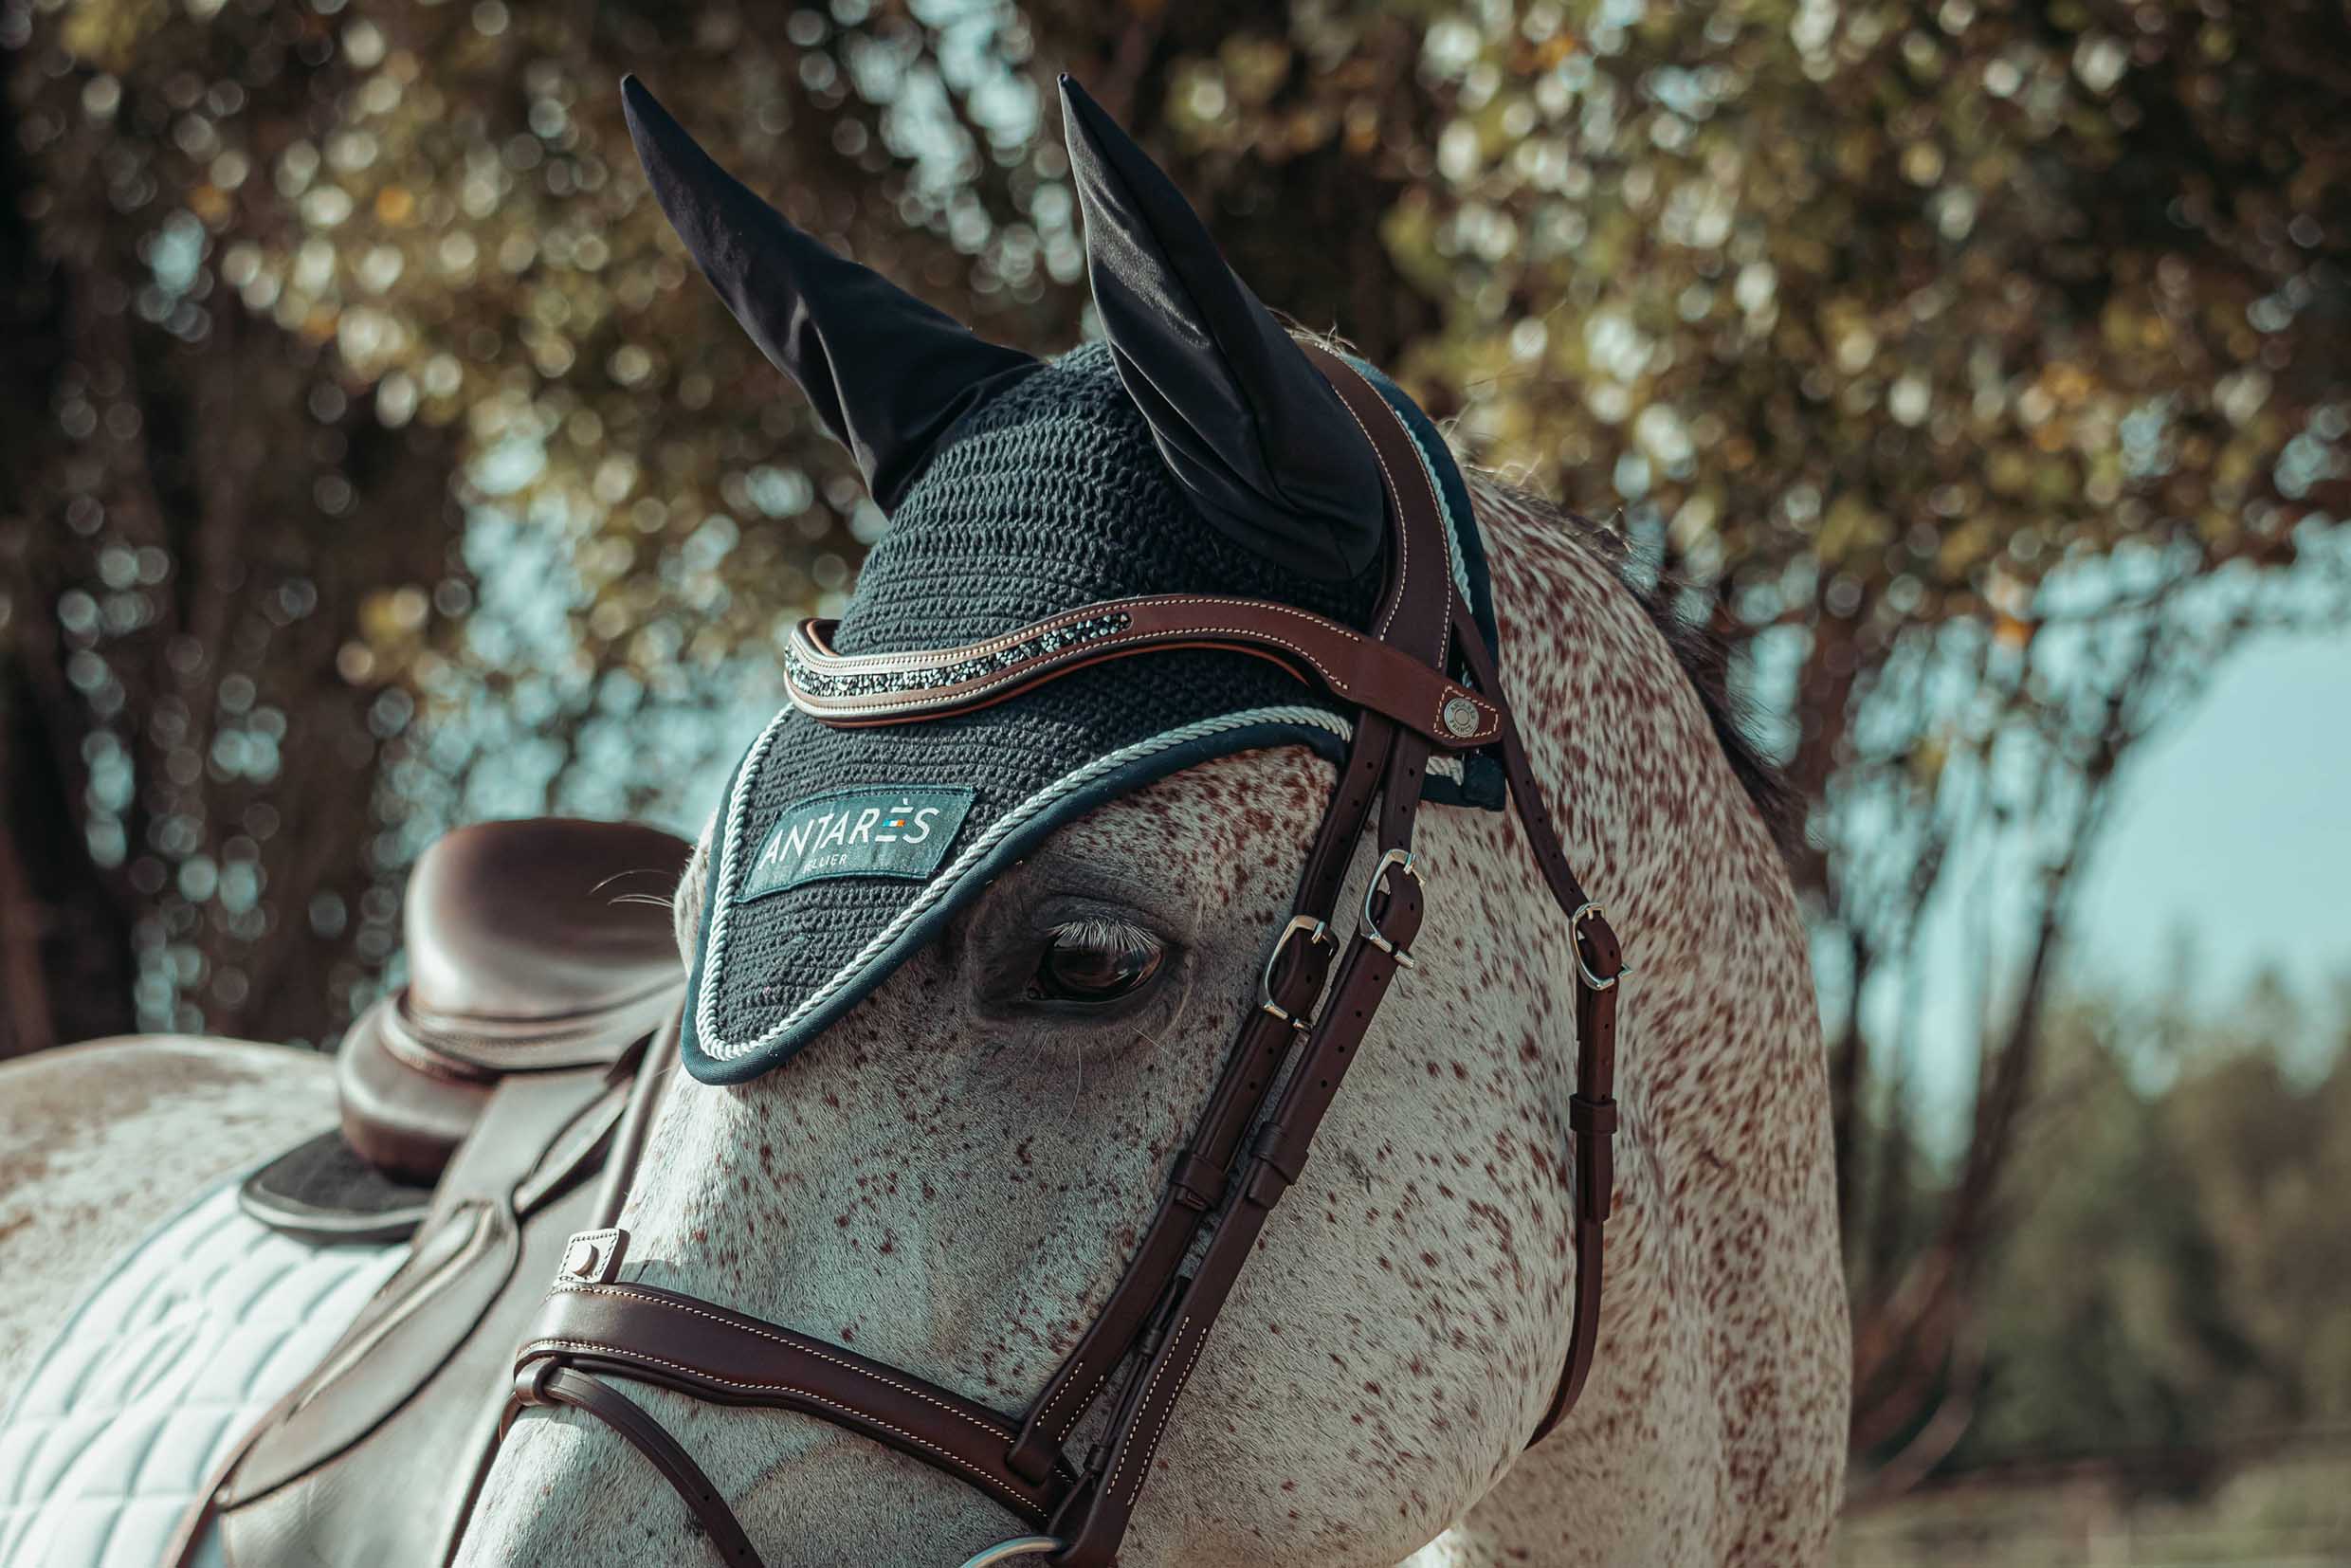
[622,75,1041,511]
[1060,76,1384,582]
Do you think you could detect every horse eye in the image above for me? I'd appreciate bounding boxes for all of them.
[1029,919,1165,1004]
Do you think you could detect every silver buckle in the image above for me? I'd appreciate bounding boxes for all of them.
[958,1538,1063,1568]
[1259,915,1333,1030]
[1570,901,1628,991]
[1359,848,1424,969]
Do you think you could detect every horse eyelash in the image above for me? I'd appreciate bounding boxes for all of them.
[1048,916,1161,956]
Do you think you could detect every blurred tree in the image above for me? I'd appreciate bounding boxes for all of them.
[2,0,1082,1046]
[1882,979,2351,1484]
[1176,0,2351,1468]
[0,3,460,1049]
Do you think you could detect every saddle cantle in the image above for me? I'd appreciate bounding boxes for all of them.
[238,817,690,1242]
[169,817,690,1568]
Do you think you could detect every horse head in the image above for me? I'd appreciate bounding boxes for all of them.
[462,75,1844,1568]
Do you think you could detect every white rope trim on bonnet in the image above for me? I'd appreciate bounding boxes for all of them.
[696,704,1461,1063]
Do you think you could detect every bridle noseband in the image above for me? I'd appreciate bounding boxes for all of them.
[503,348,1625,1567]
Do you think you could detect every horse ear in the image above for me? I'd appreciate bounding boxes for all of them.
[1059,76,1383,583]
[621,76,1040,511]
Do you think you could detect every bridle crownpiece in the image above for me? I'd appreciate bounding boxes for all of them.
[503,76,1628,1568]
[506,345,1628,1568]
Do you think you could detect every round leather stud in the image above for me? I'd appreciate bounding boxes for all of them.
[1442,695,1482,738]
[564,1236,604,1279]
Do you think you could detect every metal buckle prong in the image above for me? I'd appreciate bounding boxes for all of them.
[1359,848,1424,969]
[1569,901,1628,991]
[1259,915,1334,1030]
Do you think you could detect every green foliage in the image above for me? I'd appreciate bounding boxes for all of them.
[1963,980,2351,1463]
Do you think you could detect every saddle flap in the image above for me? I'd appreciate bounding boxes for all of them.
[223,1063,626,1507]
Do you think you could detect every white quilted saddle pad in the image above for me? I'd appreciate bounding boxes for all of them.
[0,1169,404,1568]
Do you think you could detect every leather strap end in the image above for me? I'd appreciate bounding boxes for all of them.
[1241,1156,1297,1212]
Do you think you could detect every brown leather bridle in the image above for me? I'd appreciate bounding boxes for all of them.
[505,348,1624,1568]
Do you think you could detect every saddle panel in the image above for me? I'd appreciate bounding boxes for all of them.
[0,1178,405,1568]
[184,1048,653,1568]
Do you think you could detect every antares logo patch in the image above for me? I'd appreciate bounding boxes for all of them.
[737,786,975,902]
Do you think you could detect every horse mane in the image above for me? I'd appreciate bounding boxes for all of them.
[1473,474,1805,866]
[1271,328,1799,864]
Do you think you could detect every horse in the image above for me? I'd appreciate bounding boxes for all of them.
[0,76,1848,1567]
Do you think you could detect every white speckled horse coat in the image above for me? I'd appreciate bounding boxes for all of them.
[0,69,1849,1568]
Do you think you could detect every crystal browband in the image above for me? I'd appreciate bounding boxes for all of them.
[780,593,1504,748]
[783,611,1135,701]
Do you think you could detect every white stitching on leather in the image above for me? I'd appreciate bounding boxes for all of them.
[544,1283,1012,1449]
[1041,1365,1114,1443]
[521,1336,1043,1516]
[1317,356,1453,668]
[1100,1314,1210,1505]
[1126,1324,1211,1504]
[1100,1314,1187,1502]
[1322,366,1412,646]
[797,620,1348,711]
[793,602,1134,671]
[788,595,1497,738]
[797,594,1344,682]
[1317,359,1413,647]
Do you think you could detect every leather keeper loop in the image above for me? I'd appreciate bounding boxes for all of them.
[1568,1095,1617,1137]
[1242,1124,1307,1209]
[513,1357,561,1408]
[1569,1095,1617,1227]
[1166,1152,1228,1213]
[1249,1121,1308,1188]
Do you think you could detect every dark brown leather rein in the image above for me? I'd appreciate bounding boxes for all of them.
[504,348,1625,1568]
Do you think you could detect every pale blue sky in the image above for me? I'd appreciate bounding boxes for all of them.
[2070,628,2351,1002]
[1898,626,2351,1120]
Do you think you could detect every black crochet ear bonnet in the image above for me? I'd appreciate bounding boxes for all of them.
[622,77,1501,1084]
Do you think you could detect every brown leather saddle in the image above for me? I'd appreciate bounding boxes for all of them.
[169,817,692,1568]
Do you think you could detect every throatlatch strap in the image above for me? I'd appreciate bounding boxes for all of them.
[1450,595,1624,1445]
[512,1366,763,1568]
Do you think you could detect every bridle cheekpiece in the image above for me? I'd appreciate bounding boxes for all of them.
[505,346,1626,1567]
